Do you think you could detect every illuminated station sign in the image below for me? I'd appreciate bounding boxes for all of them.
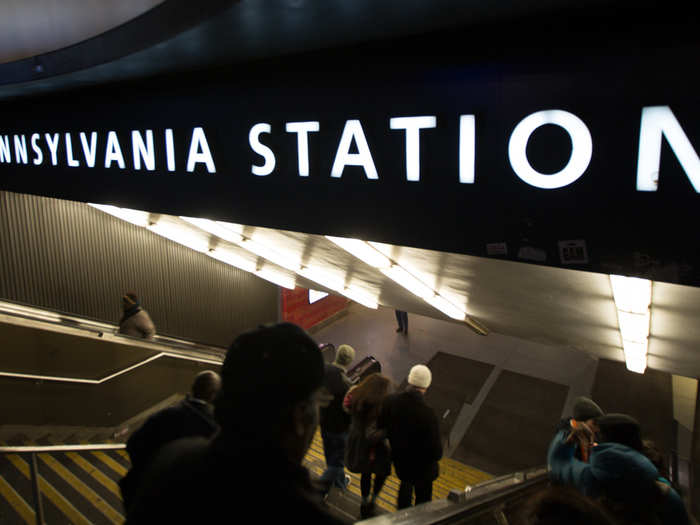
[0,54,697,285]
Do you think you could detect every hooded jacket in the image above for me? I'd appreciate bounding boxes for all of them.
[547,429,688,525]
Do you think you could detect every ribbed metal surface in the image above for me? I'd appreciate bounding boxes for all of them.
[0,191,279,347]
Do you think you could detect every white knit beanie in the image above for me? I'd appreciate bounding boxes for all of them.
[408,364,432,389]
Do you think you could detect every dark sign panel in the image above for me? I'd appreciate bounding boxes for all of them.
[1,42,698,285]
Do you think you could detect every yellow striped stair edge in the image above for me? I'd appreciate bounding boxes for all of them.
[304,429,493,513]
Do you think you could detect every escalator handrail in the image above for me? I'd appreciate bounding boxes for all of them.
[358,465,549,524]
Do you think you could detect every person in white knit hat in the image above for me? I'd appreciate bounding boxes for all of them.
[376,364,442,509]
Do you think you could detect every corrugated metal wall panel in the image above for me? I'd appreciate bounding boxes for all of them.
[0,191,279,346]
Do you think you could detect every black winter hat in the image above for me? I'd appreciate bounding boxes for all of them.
[573,396,604,422]
[596,413,643,451]
[215,322,325,430]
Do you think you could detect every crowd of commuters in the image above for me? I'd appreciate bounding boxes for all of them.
[117,320,693,524]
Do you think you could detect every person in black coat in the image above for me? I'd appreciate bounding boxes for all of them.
[319,344,355,497]
[125,323,345,525]
[120,370,221,511]
[377,364,442,509]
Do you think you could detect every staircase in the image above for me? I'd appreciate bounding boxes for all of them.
[0,435,130,524]
[303,429,493,520]
[0,429,493,524]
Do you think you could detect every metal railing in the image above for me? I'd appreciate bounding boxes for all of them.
[0,443,126,525]
[358,466,549,525]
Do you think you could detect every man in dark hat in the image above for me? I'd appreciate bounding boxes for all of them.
[126,323,344,524]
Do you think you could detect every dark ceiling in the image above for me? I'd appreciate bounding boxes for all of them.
[0,0,695,101]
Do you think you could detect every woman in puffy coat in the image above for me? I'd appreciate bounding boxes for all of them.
[343,373,393,519]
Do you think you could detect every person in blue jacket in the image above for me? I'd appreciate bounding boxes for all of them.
[547,413,689,525]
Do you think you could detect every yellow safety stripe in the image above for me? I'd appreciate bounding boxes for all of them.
[89,451,128,478]
[30,444,124,525]
[3,451,92,525]
[47,438,123,499]
[116,450,130,461]
[0,473,34,524]
[64,452,123,499]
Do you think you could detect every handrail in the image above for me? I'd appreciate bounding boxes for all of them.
[358,465,549,525]
[0,298,226,354]
[0,443,125,453]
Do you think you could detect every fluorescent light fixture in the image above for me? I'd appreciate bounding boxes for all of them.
[622,338,648,358]
[325,236,392,268]
[381,265,434,300]
[147,222,209,253]
[180,216,243,244]
[425,294,466,321]
[238,237,301,273]
[617,310,650,344]
[623,339,648,374]
[609,275,652,314]
[207,249,257,273]
[215,221,245,236]
[309,290,329,303]
[298,266,344,292]
[88,203,150,227]
[256,267,295,290]
[342,286,379,310]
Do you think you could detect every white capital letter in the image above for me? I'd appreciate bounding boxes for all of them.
[0,135,10,163]
[80,132,97,168]
[45,133,60,166]
[105,131,126,169]
[637,106,700,192]
[389,116,436,181]
[459,115,476,183]
[31,133,43,165]
[508,109,592,189]
[13,135,28,164]
[249,123,275,176]
[187,127,216,173]
[132,130,155,171]
[165,129,175,172]
[65,133,79,167]
[331,120,378,179]
[286,121,319,177]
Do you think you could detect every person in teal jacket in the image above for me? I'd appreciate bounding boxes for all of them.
[547,413,689,525]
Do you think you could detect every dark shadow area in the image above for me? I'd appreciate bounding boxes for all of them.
[454,370,568,475]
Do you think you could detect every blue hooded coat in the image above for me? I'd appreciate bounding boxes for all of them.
[547,429,688,525]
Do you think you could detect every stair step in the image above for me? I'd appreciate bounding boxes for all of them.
[40,438,125,519]
[27,440,122,525]
[0,467,35,524]
[0,445,92,525]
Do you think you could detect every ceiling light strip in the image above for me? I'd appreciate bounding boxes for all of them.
[609,274,652,374]
[327,235,467,321]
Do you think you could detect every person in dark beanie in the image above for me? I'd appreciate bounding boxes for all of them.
[120,370,221,511]
[547,412,689,525]
[555,396,605,461]
[319,344,356,499]
[125,323,344,525]
[377,364,442,509]
[118,292,156,339]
